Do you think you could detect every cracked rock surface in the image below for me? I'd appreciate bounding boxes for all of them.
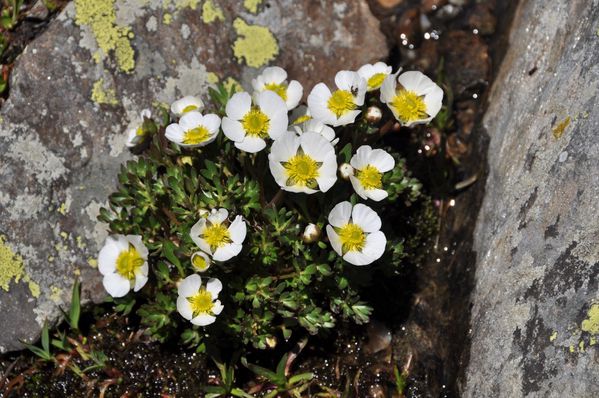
[0,0,387,353]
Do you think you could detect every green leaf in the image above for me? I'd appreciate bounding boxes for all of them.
[275,353,288,378]
[41,322,50,354]
[288,372,314,385]
[69,280,81,330]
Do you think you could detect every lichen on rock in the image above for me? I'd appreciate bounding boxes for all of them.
[202,0,224,24]
[0,235,24,292]
[232,18,278,68]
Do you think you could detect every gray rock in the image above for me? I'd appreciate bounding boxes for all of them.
[464,0,599,396]
[0,0,387,353]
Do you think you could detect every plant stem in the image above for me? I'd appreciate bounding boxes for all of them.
[266,189,285,209]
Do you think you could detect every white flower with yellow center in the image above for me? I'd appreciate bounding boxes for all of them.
[191,251,211,272]
[165,111,221,147]
[171,96,204,117]
[380,71,443,127]
[307,71,367,126]
[357,62,393,92]
[222,91,288,153]
[269,131,337,194]
[177,274,224,326]
[251,66,303,110]
[292,119,338,145]
[349,145,395,201]
[126,109,152,148]
[98,235,149,297]
[326,202,386,266]
[190,209,247,261]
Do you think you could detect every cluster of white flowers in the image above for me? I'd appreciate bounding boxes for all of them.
[103,63,443,326]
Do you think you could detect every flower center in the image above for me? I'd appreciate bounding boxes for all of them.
[337,223,366,254]
[187,288,214,317]
[390,90,429,124]
[327,90,356,118]
[135,127,144,136]
[115,244,144,280]
[203,223,231,251]
[191,253,209,271]
[283,153,321,188]
[367,73,387,90]
[264,82,288,101]
[355,165,383,189]
[241,107,270,138]
[182,104,199,114]
[183,126,211,145]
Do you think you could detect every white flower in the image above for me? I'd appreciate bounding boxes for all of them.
[292,118,338,145]
[222,91,288,153]
[338,163,354,180]
[380,71,443,127]
[176,274,224,326]
[252,66,303,110]
[165,111,221,147]
[349,145,395,201]
[171,96,204,117]
[126,109,152,148]
[191,251,211,272]
[357,62,393,92]
[269,131,337,194]
[326,202,386,266]
[307,71,367,126]
[302,223,321,243]
[190,209,247,261]
[98,235,149,297]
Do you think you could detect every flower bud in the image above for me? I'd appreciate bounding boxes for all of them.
[191,251,211,272]
[302,223,321,243]
[339,163,354,180]
[366,106,382,124]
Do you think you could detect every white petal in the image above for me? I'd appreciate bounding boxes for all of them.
[202,113,222,133]
[126,235,148,259]
[171,96,203,116]
[335,70,359,91]
[362,231,387,261]
[328,201,352,227]
[177,296,193,320]
[285,80,303,110]
[269,159,288,188]
[397,71,431,93]
[299,132,334,162]
[380,73,398,104]
[369,149,395,172]
[229,216,247,244]
[190,218,207,248]
[423,84,444,121]
[212,300,224,315]
[352,204,382,232]
[165,123,185,144]
[178,274,202,297]
[307,83,335,124]
[208,208,229,224]
[179,111,204,131]
[222,117,246,142]
[270,131,300,162]
[349,175,368,200]
[236,136,266,153]
[205,278,223,296]
[334,110,361,127]
[258,90,287,119]
[226,92,252,120]
[326,225,343,256]
[98,236,124,275]
[133,273,148,292]
[140,109,152,119]
[351,145,373,169]
[213,243,242,261]
[343,250,373,266]
[316,175,337,193]
[103,273,131,298]
[366,188,389,202]
[262,66,287,84]
[267,111,289,140]
[191,314,216,326]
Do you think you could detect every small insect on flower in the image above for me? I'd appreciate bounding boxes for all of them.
[357,62,393,92]
[126,109,152,148]
[191,251,211,272]
[307,70,367,126]
[165,111,221,147]
[380,71,443,127]
[177,274,224,326]
[98,235,149,297]
[190,209,247,262]
[222,91,288,153]
[171,95,204,117]
[292,118,338,145]
[326,202,386,266]
[252,66,303,111]
[269,131,338,194]
[349,145,395,201]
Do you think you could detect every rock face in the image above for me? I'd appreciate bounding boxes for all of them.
[0,0,387,353]
[464,0,599,396]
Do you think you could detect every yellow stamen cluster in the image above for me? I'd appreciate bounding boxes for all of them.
[337,223,366,253]
[242,107,270,138]
[367,73,387,90]
[390,90,428,124]
[203,223,231,251]
[183,126,211,145]
[264,82,288,101]
[327,90,356,117]
[187,288,214,317]
[283,153,321,188]
[116,244,144,280]
[355,165,383,189]
[192,254,208,271]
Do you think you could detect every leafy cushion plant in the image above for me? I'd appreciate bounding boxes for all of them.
[97,64,443,351]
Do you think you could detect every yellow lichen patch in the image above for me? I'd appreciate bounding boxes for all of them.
[224,77,243,93]
[163,13,173,25]
[578,340,585,352]
[74,0,135,73]
[88,258,98,268]
[549,330,558,342]
[552,116,571,139]
[57,202,68,215]
[581,303,599,335]
[91,78,118,105]
[50,286,63,303]
[207,72,219,84]
[0,235,24,292]
[23,274,40,298]
[202,0,224,24]
[232,18,278,68]
[244,0,262,13]
[174,0,200,10]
